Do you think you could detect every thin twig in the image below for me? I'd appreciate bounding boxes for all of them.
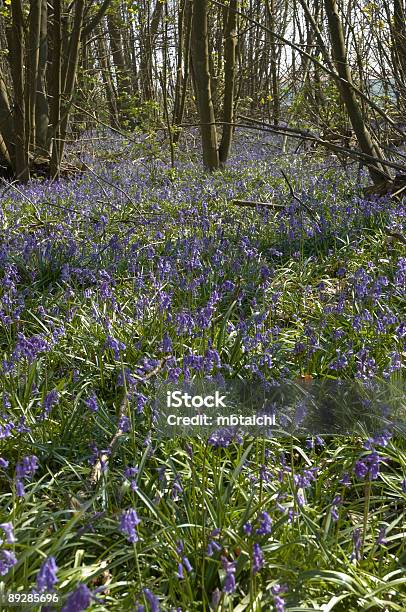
[279,168,320,223]
[90,358,167,484]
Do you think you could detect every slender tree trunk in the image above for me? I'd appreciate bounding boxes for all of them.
[191,0,219,170]
[139,0,163,101]
[107,12,132,105]
[50,0,62,178]
[392,0,406,111]
[27,0,41,152]
[58,0,85,163]
[267,0,280,125]
[324,0,390,185]
[0,69,14,165]
[97,26,120,128]
[35,0,49,156]
[219,0,238,164]
[6,0,29,181]
[173,0,193,143]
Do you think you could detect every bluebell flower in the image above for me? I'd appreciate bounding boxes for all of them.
[351,528,362,562]
[36,556,58,592]
[221,557,236,594]
[376,526,387,546]
[61,584,92,612]
[40,389,60,419]
[143,588,160,612]
[271,584,287,612]
[118,415,130,432]
[176,562,183,579]
[119,508,141,543]
[85,394,98,413]
[182,556,193,573]
[0,550,17,575]
[252,543,264,574]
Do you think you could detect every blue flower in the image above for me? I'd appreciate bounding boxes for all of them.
[119,508,141,543]
[0,550,17,575]
[0,522,15,544]
[61,584,92,612]
[85,394,98,413]
[221,557,236,594]
[36,556,58,592]
[252,543,264,574]
[256,511,272,536]
[143,588,160,612]
[40,389,60,419]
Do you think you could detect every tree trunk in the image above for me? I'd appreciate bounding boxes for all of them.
[107,12,132,107]
[0,69,14,166]
[6,0,29,181]
[49,0,62,178]
[139,0,163,102]
[27,0,41,152]
[35,0,49,157]
[191,0,219,170]
[324,0,390,186]
[58,0,85,164]
[219,0,238,164]
[392,0,406,111]
[97,25,120,129]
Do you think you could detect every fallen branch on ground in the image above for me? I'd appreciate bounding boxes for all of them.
[231,199,284,209]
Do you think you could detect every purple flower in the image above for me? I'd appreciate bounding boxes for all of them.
[36,556,58,592]
[243,522,252,535]
[252,543,264,574]
[61,584,92,612]
[0,522,15,544]
[0,550,17,575]
[207,540,221,556]
[42,389,59,418]
[171,474,183,499]
[85,394,98,413]
[221,557,236,594]
[12,333,50,364]
[339,472,351,487]
[293,467,318,489]
[119,508,141,543]
[364,430,392,449]
[271,584,287,612]
[118,415,130,432]
[16,455,38,479]
[0,457,9,469]
[176,562,184,579]
[376,526,387,546]
[134,392,148,414]
[211,588,221,609]
[208,427,243,448]
[182,556,193,573]
[351,528,361,561]
[0,420,14,440]
[124,466,139,479]
[143,589,160,612]
[162,333,172,353]
[354,451,383,481]
[256,511,272,536]
[330,506,339,521]
[15,455,39,497]
[105,335,126,359]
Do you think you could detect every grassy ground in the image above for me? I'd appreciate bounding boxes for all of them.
[0,132,405,610]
